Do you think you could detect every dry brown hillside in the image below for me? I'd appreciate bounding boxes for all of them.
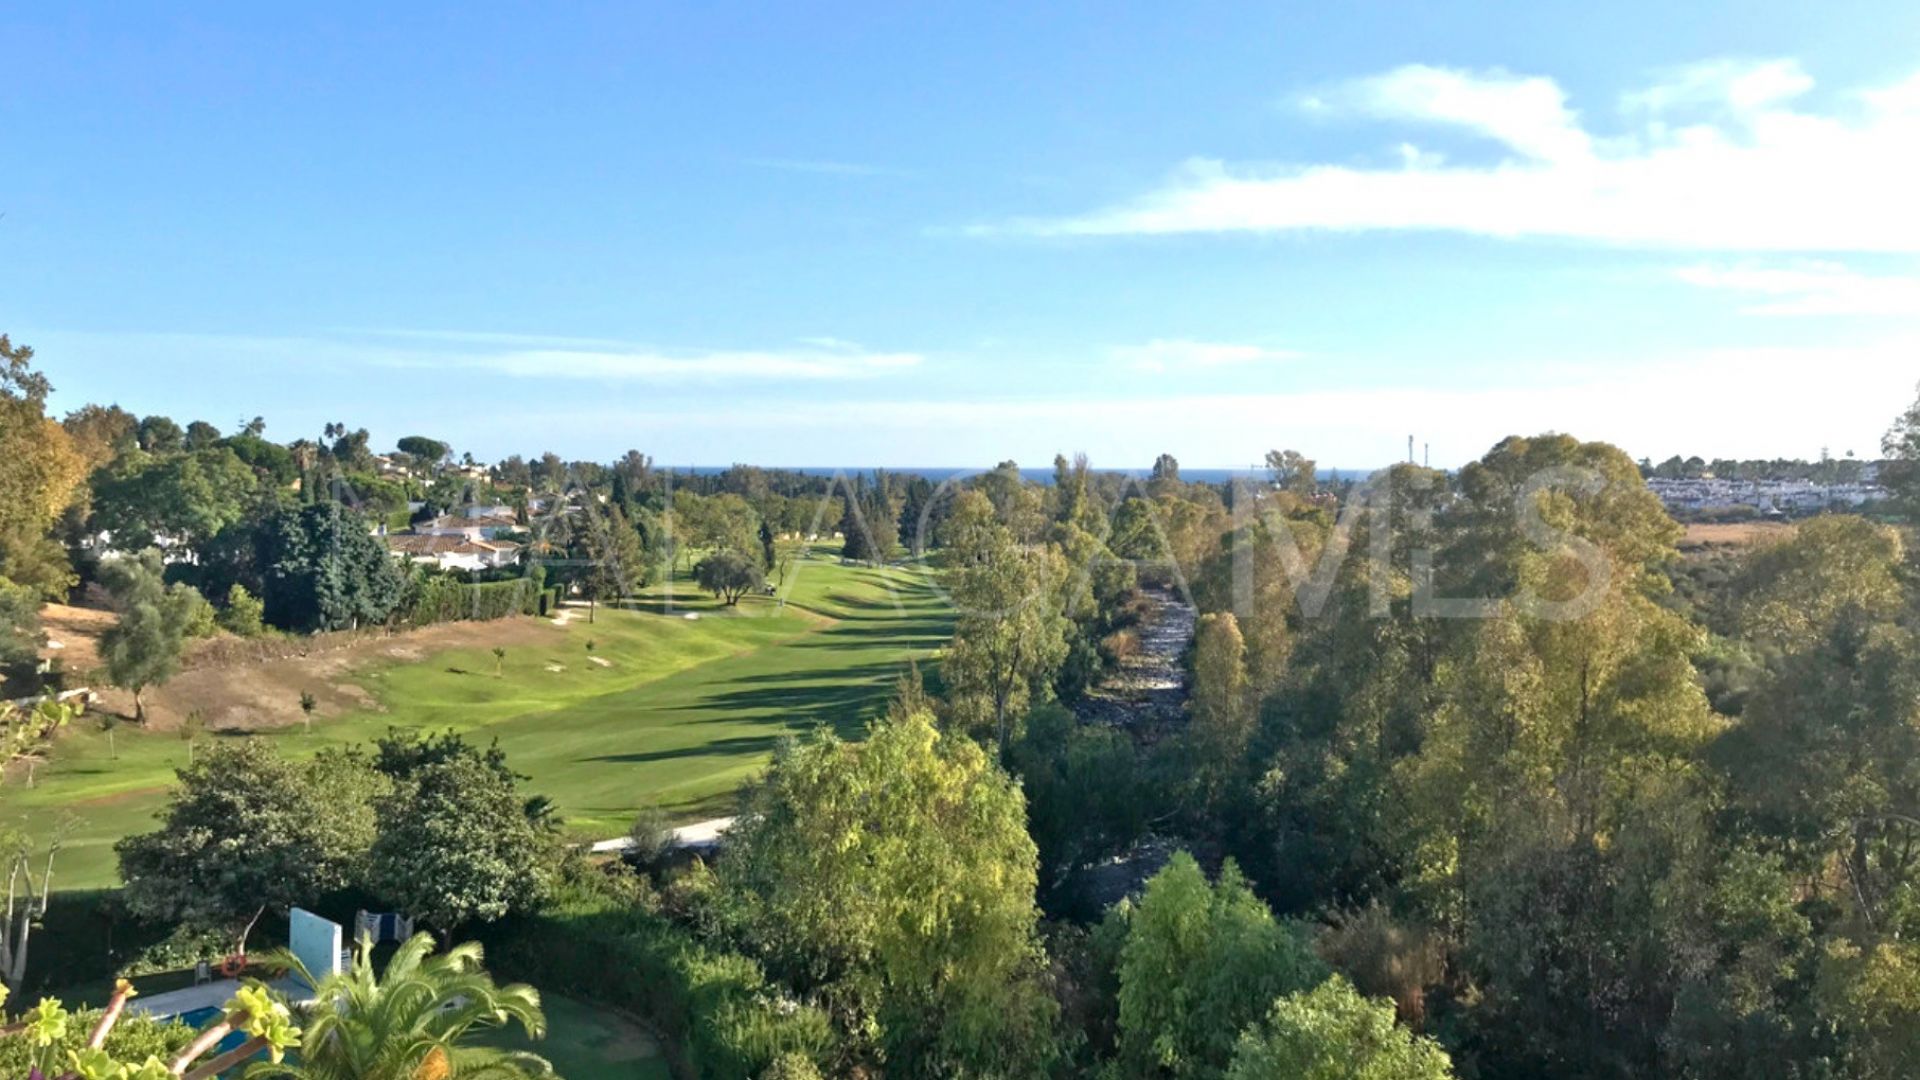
[35,604,562,732]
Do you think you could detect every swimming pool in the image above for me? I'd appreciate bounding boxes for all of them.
[172,1007,255,1057]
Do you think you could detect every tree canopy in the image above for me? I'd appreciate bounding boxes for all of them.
[694,549,765,605]
[719,710,1060,1077]
[98,551,205,723]
[117,740,385,952]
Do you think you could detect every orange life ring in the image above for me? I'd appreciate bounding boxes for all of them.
[219,953,245,978]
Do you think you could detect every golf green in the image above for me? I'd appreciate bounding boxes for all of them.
[7,547,952,892]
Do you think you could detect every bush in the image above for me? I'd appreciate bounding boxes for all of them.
[116,921,234,978]
[1317,902,1447,1027]
[627,804,677,877]
[1227,976,1455,1080]
[0,1008,198,1075]
[762,1053,825,1080]
[179,588,219,639]
[218,583,265,637]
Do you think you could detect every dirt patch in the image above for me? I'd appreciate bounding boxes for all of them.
[39,603,116,674]
[1681,521,1795,550]
[86,617,565,732]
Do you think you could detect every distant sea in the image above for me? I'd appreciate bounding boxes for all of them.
[665,465,1381,485]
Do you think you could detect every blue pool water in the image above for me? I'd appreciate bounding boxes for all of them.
[173,1007,253,1056]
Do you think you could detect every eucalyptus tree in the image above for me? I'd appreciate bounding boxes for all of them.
[941,491,1070,750]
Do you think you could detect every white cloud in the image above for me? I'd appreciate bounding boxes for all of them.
[546,337,1914,466]
[1112,339,1303,373]
[1622,58,1814,116]
[991,59,1920,252]
[1319,64,1592,162]
[472,346,921,381]
[1676,260,1920,316]
[49,329,924,383]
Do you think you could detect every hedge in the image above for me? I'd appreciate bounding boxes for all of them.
[480,874,834,1080]
[404,576,541,628]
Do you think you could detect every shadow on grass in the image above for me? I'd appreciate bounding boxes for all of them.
[579,733,784,765]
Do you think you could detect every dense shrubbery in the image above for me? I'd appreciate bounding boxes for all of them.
[482,870,835,1080]
[115,733,556,954]
[0,1006,198,1075]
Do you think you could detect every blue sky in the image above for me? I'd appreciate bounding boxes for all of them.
[5,2,1919,468]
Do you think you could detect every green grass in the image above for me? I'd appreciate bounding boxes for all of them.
[480,993,672,1080]
[10,546,952,892]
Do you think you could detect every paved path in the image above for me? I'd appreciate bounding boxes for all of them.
[589,816,736,854]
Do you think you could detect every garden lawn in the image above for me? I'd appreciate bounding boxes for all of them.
[8,546,952,892]
[479,993,672,1080]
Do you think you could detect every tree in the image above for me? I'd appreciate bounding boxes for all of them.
[367,755,557,934]
[1879,381,1920,513]
[719,711,1060,1077]
[1717,616,1920,951]
[694,550,765,606]
[395,435,452,468]
[91,447,262,554]
[0,579,43,691]
[1264,448,1318,498]
[1226,976,1454,1080]
[897,475,937,554]
[495,454,532,490]
[1008,704,1146,900]
[1112,853,1329,1078]
[225,431,297,485]
[252,932,553,1080]
[137,414,183,453]
[693,492,762,560]
[180,709,206,764]
[99,710,121,760]
[1723,515,1904,655]
[579,504,644,622]
[942,492,1071,750]
[98,551,204,723]
[0,337,86,597]
[859,474,900,560]
[183,420,222,450]
[249,503,407,632]
[0,825,61,994]
[1188,612,1253,812]
[837,494,874,563]
[61,402,140,471]
[117,740,384,955]
[330,427,373,473]
[1149,452,1183,497]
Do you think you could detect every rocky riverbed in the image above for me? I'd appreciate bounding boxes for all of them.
[1073,586,1196,735]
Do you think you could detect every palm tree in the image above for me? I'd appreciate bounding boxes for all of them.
[245,932,554,1080]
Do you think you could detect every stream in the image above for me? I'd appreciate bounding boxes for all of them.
[1072,585,1197,735]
